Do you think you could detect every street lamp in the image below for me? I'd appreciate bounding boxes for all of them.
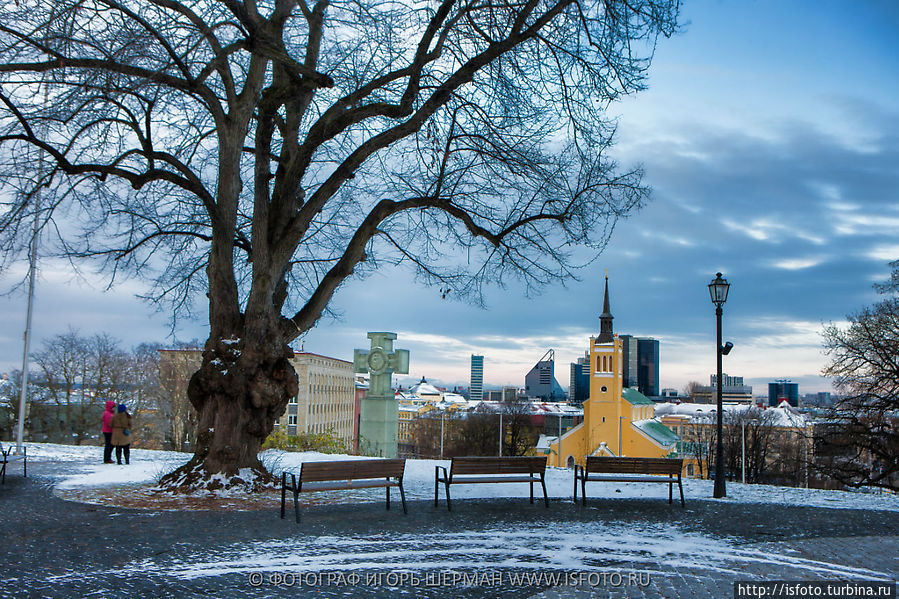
[708,272,732,498]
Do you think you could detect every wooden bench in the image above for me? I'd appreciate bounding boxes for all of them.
[1,442,27,485]
[435,456,548,511]
[574,456,684,507]
[280,458,406,523]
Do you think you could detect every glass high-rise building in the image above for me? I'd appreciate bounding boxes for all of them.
[470,355,484,402]
[636,337,660,398]
[768,380,799,407]
[569,356,590,405]
[618,334,639,389]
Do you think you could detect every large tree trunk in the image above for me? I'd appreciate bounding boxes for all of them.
[158,330,298,492]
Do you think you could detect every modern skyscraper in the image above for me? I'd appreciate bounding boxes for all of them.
[636,337,660,397]
[768,380,799,407]
[569,355,590,405]
[470,355,484,402]
[525,349,566,400]
[618,334,639,389]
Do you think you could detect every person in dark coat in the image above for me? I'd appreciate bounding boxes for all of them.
[111,404,133,465]
[101,400,116,464]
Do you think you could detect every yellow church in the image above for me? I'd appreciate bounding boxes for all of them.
[551,276,679,467]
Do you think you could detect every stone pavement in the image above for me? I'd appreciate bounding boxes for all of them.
[1,461,897,599]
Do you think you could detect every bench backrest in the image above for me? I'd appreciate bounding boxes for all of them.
[586,456,682,475]
[450,456,547,476]
[299,459,405,482]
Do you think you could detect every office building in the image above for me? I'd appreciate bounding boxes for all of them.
[636,337,660,398]
[525,349,566,400]
[711,373,744,387]
[569,356,590,405]
[470,355,484,402]
[618,334,639,389]
[769,380,800,407]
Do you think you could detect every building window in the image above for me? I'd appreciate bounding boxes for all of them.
[288,415,297,426]
[289,395,297,405]
[601,386,607,393]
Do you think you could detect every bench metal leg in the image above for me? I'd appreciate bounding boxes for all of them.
[280,473,287,519]
[294,475,302,523]
[529,479,534,504]
[386,484,390,511]
[573,467,578,503]
[581,475,587,506]
[678,477,685,507]
[541,477,549,508]
[669,479,673,505]
[399,481,407,514]
[434,466,439,507]
[444,481,452,512]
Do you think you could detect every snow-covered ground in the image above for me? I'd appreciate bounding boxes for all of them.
[18,441,899,512]
[11,442,899,592]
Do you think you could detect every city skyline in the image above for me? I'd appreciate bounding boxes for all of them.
[1,2,897,394]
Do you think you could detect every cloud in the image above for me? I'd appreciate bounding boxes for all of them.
[770,257,827,271]
[864,244,899,262]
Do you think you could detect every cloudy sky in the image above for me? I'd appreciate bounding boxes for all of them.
[1,1,897,395]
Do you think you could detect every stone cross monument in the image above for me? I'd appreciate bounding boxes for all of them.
[353,332,410,457]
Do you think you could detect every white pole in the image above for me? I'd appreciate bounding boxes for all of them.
[498,412,503,457]
[741,420,745,484]
[16,231,37,455]
[16,87,46,455]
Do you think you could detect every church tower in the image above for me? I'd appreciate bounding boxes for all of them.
[586,274,624,453]
[549,272,678,466]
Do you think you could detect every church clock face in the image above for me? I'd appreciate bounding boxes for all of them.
[367,347,389,374]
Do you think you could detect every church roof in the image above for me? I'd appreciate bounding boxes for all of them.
[632,419,679,447]
[623,387,654,406]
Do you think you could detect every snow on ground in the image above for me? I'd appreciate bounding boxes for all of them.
[13,442,899,512]
[46,522,895,586]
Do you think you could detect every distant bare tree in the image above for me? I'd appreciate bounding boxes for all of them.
[0,0,679,490]
[501,399,539,456]
[157,344,202,451]
[722,407,778,484]
[681,413,715,480]
[682,381,704,400]
[818,262,899,490]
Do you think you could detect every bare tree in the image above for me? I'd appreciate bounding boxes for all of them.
[817,261,899,491]
[157,344,202,451]
[501,398,538,456]
[721,407,778,484]
[681,413,715,480]
[682,381,703,401]
[0,0,679,490]
[124,343,167,448]
[31,331,133,443]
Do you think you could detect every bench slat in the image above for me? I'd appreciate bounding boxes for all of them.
[299,458,405,482]
[449,476,540,484]
[295,479,399,492]
[450,456,547,476]
[585,456,682,475]
[584,475,677,483]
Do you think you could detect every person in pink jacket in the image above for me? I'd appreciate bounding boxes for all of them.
[101,400,116,464]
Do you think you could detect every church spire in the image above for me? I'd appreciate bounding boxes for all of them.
[598,271,614,342]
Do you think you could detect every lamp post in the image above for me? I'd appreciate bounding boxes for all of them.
[708,272,731,499]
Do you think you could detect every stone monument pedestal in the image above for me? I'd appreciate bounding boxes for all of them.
[359,397,399,458]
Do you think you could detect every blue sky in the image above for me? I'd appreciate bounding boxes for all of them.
[2,1,897,395]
